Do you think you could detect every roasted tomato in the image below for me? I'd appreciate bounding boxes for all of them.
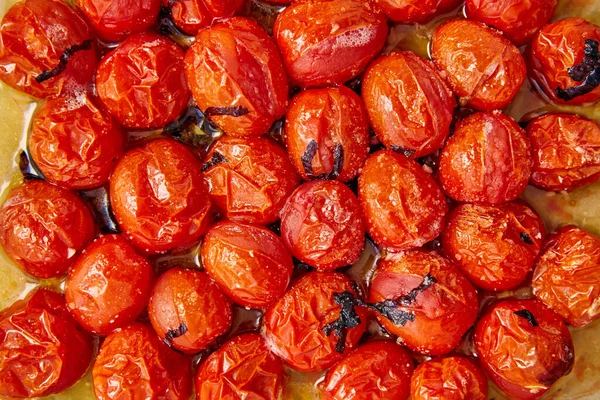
[0,180,95,278]
[201,221,293,308]
[358,150,447,252]
[148,267,232,354]
[321,340,414,400]
[93,322,193,400]
[285,86,369,182]
[368,251,479,355]
[362,51,456,158]
[273,0,388,88]
[474,299,574,400]
[438,111,532,204]
[29,94,124,190]
[196,333,285,400]
[526,113,600,191]
[110,139,212,254]
[532,225,600,327]
[431,19,526,111]
[0,289,93,398]
[203,136,300,225]
[163,0,244,36]
[375,0,461,24]
[185,17,288,137]
[96,33,190,129]
[442,202,546,291]
[264,272,367,372]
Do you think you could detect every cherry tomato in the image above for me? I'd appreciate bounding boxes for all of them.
[203,136,300,225]
[96,32,190,129]
[438,111,532,204]
[196,333,285,400]
[375,0,462,24]
[110,138,212,254]
[358,150,448,252]
[93,322,193,400]
[362,51,456,158]
[474,299,574,400]
[532,225,600,327]
[442,202,546,291]
[163,0,244,36]
[0,180,95,278]
[185,17,288,137]
[431,19,526,111]
[285,86,369,182]
[273,0,388,88]
[201,221,293,308]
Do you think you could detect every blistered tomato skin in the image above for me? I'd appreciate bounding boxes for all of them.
[285,86,370,182]
[362,52,456,158]
[0,180,96,279]
[431,19,526,111]
[110,139,212,254]
[273,0,388,88]
[164,0,244,36]
[185,17,288,137]
[201,221,293,308]
[375,0,462,24]
[439,111,532,205]
[474,299,574,400]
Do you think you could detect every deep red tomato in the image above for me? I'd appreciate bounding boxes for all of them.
[163,0,244,35]
[375,0,461,24]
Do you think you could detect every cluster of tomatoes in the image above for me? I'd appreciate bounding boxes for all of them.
[0,0,600,399]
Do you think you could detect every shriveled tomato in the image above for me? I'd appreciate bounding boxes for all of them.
[273,0,388,88]
[185,17,288,137]
[362,51,456,158]
[110,139,212,254]
[439,111,532,204]
[358,150,447,252]
[474,299,574,400]
[431,19,526,111]
[163,0,244,35]
[285,86,369,181]
[375,0,461,24]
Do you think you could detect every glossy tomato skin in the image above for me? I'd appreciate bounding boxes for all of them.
[196,333,285,400]
[358,150,448,252]
[110,139,212,254]
[526,113,600,191]
[474,299,574,400]
[439,111,532,204]
[96,33,190,129]
[431,19,526,111]
[285,86,369,182]
[273,0,388,88]
[362,51,456,158]
[375,0,461,24]
[0,180,96,278]
[163,0,244,35]
[185,17,288,137]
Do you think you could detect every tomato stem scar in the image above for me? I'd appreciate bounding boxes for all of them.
[35,40,93,83]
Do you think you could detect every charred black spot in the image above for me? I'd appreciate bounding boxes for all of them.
[330,144,344,179]
[367,299,416,327]
[163,321,188,347]
[390,145,416,158]
[322,291,363,354]
[19,150,43,181]
[301,140,319,178]
[35,40,93,83]
[520,232,534,245]
[514,309,539,327]
[556,39,600,102]
[396,273,437,306]
[205,106,249,118]
[80,186,120,234]
[201,151,228,172]
[301,140,344,180]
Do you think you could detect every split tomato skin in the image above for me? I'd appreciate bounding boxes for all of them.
[375,0,462,24]
[163,0,244,36]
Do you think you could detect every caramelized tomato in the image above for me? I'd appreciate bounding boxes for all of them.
[375,0,461,24]
[164,0,244,36]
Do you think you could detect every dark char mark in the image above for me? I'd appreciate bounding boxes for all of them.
[35,40,93,83]
[201,151,228,172]
[162,321,188,348]
[514,309,539,327]
[301,140,344,180]
[556,39,600,102]
[520,232,534,245]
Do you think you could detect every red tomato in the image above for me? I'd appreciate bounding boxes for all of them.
[273,0,388,88]
[110,139,212,254]
[438,111,532,204]
[362,51,456,158]
[375,0,462,24]
[280,180,365,270]
[358,150,448,252]
[474,299,574,400]
[431,19,526,111]
[285,86,369,181]
[163,0,244,35]
[185,17,288,137]
[0,180,95,278]
[93,322,193,400]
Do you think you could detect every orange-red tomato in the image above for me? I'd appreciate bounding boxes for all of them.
[185,17,288,137]
[375,0,461,24]
[362,51,456,158]
[474,299,574,400]
[196,333,286,400]
[285,86,369,182]
[163,0,244,35]
[273,0,388,88]
[431,19,526,111]
[532,225,600,327]
[93,322,193,400]
[0,289,93,398]
[439,111,532,204]
[110,139,212,254]
[358,150,448,252]
[0,180,96,278]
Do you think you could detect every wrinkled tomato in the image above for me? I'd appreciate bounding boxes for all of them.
[163,0,244,36]
[375,0,461,24]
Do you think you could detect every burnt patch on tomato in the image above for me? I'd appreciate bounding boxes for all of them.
[35,40,93,83]
[390,145,416,158]
[556,39,600,101]
[514,309,539,327]
[162,321,188,348]
[202,152,228,172]
[301,140,345,180]
[520,232,535,244]
[205,106,249,118]
[323,291,363,354]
